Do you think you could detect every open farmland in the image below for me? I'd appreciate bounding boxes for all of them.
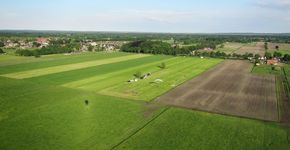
[1,54,149,79]
[235,42,265,56]
[157,60,278,121]
[0,52,289,149]
[268,43,290,55]
[117,108,289,150]
[216,42,244,54]
[200,42,266,56]
[0,76,166,150]
[0,52,222,101]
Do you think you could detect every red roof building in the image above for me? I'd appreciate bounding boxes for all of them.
[267,59,279,65]
[36,38,49,44]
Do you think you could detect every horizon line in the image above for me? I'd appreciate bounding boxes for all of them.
[0,29,290,35]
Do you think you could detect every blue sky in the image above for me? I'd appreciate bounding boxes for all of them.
[0,0,290,33]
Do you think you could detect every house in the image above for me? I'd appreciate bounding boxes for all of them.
[267,59,279,65]
[203,47,213,51]
[36,38,49,44]
[36,38,49,47]
[90,42,97,46]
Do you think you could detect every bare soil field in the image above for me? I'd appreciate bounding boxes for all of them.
[157,60,278,121]
[235,42,266,56]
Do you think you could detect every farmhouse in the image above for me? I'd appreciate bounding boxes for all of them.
[267,59,279,65]
[203,47,213,51]
[36,38,49,44]
[36,37,49,47]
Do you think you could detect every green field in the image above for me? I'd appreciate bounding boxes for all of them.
[0,77,162,150]
[251,65,281,75]
[268,43,290,55]
[117,108,289,150]
[0,52,289,149]
[215,42,245,54]
[2,54,149,79]
[1,52,222,101]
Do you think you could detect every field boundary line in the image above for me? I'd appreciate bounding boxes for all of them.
[110,107,170,150]
[276,75,282,122]
[161,103,278,122]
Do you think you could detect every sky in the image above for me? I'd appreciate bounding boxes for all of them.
[0,0,290,33]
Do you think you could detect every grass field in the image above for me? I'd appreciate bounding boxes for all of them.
[0,77,163,150]
[252,65,281,75]
[0,52,223,101]
[268,43,290,55]
[284,65,290,76]
[1,54,148,79]
[117,108,289,150]
[212,42,265,56]
[216,42,245,54]
[0,52,289,149]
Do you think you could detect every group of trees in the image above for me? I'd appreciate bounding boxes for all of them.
[0,41,4,47]
[15,37,85,57]
[15,44,74,57]
[121,40,260,60]
[195,51,261,60]
[265,51,290,62]
[0,41,4,54]
[121,40,223,56]
[121,40,173,55]
[0,48,5,54]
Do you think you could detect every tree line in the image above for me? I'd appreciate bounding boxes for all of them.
[121,40,223,56]
[15,44,74,57]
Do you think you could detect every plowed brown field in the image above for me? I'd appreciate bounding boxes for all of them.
[157,60,278,121]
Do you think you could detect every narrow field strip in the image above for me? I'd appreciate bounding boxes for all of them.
[1,54,149,79]
[0,52,130,74]
[62,57,179,89]
[24,55,169,85]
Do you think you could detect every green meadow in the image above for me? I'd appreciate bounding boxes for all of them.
[117,108,289,150]
[0,52,289,149]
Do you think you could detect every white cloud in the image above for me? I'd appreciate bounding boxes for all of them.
[92,10,198,24]
[256,0,290,9]
[90,9,247,26]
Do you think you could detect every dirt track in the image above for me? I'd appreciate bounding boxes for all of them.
[156,60,278,121]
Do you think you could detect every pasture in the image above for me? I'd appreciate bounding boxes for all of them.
[268,43,290,55]
[0,76,163,150]
[0,52,289,149]
[0,52,222,101]
[216,42,244,54]
[235,42,265,56]
[117,108,289,150]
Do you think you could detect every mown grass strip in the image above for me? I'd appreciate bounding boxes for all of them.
[0,52,130,74]
[1,54,149,79]
[99,58,222,101]
[62,57,179,89]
